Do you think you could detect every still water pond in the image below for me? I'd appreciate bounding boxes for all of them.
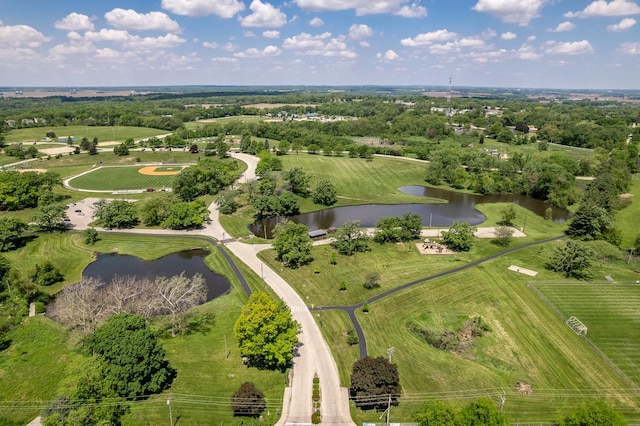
[83,249,231,302]
[250,185,569,238]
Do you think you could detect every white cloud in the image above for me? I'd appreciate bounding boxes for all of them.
[394,3,428,18]
[348,24,374,39]
[0,24,51,48]
[263,30,280,38]
[543,40,594,55]
[49,41,95,56]
[83,29,186,50]
[548,21,576,32]
[234,45,281,57]
[618,41,640,53]
[203,41,219,49]
[293,0,427,17]
[527,35,537,41]
[54,13,95,31]
[565,0,640,18]
[238,0,287,27]
[309,17,324,27]
[401,29,457,47]
[283,32,356,57]
[212,57,239,63]
[376,49,400,61]
[161,0,245,18]
[607,17,637,30]
[104,8,181,32]
[472,0,547,26]
[500,31,517,40]
[517,43,542,60]
[360,41,370,47]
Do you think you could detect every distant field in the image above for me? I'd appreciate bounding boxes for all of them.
[244,103,316,109]
[5,126,167,143]
[67,165,181,190]
[532,282,640,385]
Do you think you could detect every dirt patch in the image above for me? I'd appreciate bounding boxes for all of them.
[138,166,183,176]
[17,168,48,173]
[620,193,634,199]
[415,242,455,255]
[515,381,534,395]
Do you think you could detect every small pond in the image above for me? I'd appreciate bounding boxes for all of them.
[249,185,570,238]
[83,249,231,302]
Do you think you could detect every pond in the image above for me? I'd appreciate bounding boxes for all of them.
[83,249,231,302]
[249,185,570,238]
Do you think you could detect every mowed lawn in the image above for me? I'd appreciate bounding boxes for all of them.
[532,283,640,385]
[4,126,167,143]
[350,247,640,423]
[67,165,182,190]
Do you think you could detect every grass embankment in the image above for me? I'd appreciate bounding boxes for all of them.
[0,234,287,425]
[352,246,640,423]
[614,178,639,248]
[4,126,167,144]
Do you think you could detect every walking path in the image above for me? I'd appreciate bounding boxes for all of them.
[61,151,355,425]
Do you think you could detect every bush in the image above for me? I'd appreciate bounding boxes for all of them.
[363,272,380,289]
[346,329,359,346]
[339,281,347,291]
[30,262,63,286]
[362,303,370,313]
[311,410,321,424]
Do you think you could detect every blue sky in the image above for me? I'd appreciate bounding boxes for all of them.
[1,0,639,89]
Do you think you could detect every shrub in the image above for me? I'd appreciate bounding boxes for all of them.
[231,382,266,417]
[362,303,370,313]
[363,272,380,289]
[339,281,347,291]
[311,410,321,424]
[346,329,359,346]
[30,262,63,286]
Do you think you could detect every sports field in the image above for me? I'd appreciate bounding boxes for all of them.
[531,282,640,386]
[67,165,182,191]
[4,126,167,143]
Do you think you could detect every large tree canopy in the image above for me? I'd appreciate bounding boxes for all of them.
[0,171,61,211]
[350,356,401,410]
[172,158,239,201]
[82,313,176,398]
[233,292,300,372]
[272,220,313,268]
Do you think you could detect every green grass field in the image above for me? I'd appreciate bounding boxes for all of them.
[67,165,181,191]
[4,126,167,144]
[532,282,640,385]
[349,246,640,423]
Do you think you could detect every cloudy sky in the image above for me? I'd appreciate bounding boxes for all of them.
[1,0,639,89]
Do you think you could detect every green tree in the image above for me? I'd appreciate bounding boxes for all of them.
[441,221,477,252]
[547,240,594,280]
[140,196,173,226]
[557,400,626,426]
[374,216,401,244]
[83,313,176,398]
[162,200,207,230]
[93,199,139,229]
[215,189,240,214]
[350,356,401,410]
[32,203,67,232]
[0,217,26,251]
[231,382,266,417]
[498,205,517,226]
[331,220,370,255]
[113,143,129,156]
[233,292,300,371]
[273,220,313,268]
[173,159,239,201]
[255,151,283,177]
[458,397,507,425]
[30,262,63,286]
[84,227,99,245]
[566,203,614,241]
[312,179,338,206]
[283,166,310,196]
[414,400,457,426]
[278,191,300,216]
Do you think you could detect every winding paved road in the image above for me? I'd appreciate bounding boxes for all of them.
[60,151,355,425]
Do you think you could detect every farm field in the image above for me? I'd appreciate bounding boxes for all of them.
[531,282,640,386]
[349,247,640,423]
[67,165,183,191]
[4,126,167,143]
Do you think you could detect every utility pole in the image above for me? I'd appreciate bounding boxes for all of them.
[387,346,395,362]
[167,396,173,426]
[500,388,506,412]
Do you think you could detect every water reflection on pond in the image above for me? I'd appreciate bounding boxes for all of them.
[250,185,569,238]
[83,249,231,302]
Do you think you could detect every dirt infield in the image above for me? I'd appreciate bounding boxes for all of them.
[138,166,183,176]
[17,168,48,173]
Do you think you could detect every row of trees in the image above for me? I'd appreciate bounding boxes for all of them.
[0,170,61,211]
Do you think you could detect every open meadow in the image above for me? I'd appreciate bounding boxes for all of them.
[350,246,640,423]
[4,126,167,144]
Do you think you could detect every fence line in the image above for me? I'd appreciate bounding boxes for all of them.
[527,282,640,395]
